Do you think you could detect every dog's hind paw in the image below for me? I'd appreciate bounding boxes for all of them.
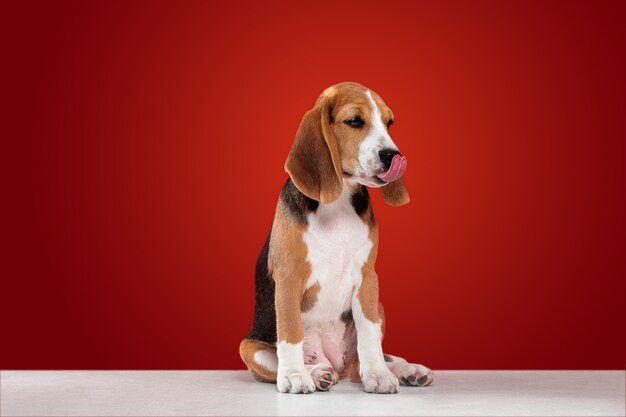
[391,363,434,387]
[306,363,337,391]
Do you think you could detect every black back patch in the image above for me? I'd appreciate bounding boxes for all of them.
[246,232,277,344]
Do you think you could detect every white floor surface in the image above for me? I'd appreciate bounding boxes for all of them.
[0,370,624,416]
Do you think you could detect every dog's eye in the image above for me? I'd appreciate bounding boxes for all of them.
[345,116,364,128]
[387,119,394,129]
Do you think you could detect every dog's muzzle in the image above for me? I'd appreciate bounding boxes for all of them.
[377,149,407,183]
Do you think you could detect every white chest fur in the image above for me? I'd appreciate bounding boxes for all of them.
[300,181,372,368]
[302,182,372,319]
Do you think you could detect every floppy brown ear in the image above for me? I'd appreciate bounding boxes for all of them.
[381,178,410,206]
[285,97,343,204]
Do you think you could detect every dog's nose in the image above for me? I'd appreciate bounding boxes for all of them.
[379,149,400,170]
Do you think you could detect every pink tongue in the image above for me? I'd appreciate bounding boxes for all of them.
[377,154,407,182]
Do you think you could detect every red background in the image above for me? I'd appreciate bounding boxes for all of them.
[1,1,624,370]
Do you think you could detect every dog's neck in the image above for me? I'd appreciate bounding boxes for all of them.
[313,179,370,222]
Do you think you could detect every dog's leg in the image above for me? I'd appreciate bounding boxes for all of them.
[384,354,434,387]
[352,264,399,393]
[274,276,316,394]
[239,338,278,383]
[239,337,336,391]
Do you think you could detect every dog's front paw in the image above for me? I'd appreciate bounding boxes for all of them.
[277,369,316,394]
[361,368,399,394]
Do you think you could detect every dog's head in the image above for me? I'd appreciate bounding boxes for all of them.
[285,82,409,206]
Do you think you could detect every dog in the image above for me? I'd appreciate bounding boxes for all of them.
[239,82,433,394]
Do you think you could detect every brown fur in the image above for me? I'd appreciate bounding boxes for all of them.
[239,338,277,383]
[269,200,311,344]
[381,177,410,206]
[285,93,343,204]
[357,224,382,323]
[301,282,321,312]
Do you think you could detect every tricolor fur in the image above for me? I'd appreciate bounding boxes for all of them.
[239,82,433,393]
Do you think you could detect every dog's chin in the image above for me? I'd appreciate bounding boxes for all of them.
[343,168,389,188]
[351,175,388,188]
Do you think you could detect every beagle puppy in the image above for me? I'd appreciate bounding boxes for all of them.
[240,82,433,394]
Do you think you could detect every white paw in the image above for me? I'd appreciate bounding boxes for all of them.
[361,367,399,394]
[306,363,336,391]
[389,362,434,387]
[276,369,316,394]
